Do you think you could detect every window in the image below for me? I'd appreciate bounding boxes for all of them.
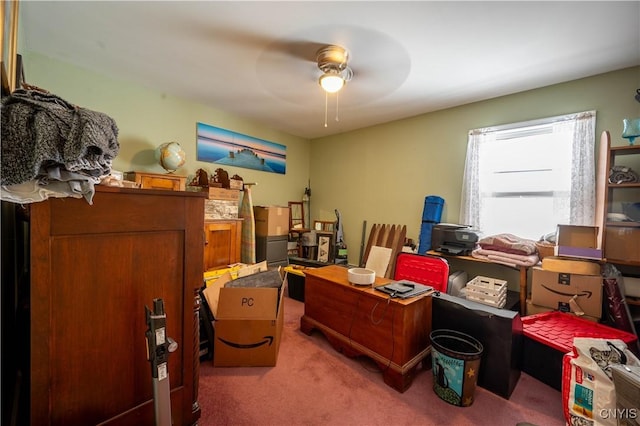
[459,111,596,240]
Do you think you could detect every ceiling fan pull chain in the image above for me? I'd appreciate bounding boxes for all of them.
[335,92,340,122]
[324,91,329,127]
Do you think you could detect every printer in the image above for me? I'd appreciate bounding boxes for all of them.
[431,223,479,256]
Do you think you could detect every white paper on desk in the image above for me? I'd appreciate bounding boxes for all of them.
[366,246,393,277]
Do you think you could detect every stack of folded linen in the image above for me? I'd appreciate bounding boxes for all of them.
[472,233,539,267]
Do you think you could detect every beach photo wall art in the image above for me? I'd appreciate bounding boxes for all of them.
[196,122,286,174]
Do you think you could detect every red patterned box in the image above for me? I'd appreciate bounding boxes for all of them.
[521,311,637,390]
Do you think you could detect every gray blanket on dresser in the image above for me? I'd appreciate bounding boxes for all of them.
[1,89,119,186]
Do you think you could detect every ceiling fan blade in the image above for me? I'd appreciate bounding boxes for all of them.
[266,40,329,63]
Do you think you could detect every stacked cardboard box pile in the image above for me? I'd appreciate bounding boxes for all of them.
[254,206,290,267]
[527,225,603,321]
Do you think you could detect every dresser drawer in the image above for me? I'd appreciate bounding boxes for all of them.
[124,171,186,191]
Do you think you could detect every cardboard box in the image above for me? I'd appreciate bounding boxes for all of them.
[203,263,245,284]
[554,224,602,260]
[554,245,602,260]
[540,256,601,275]
[530,267,603,318]
[556,225,598,248]
[525,298,599,322]
[203,267,285,367]
[254,206,290,236]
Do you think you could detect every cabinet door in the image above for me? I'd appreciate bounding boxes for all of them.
[29,187,203,426]
[203,220,242,270]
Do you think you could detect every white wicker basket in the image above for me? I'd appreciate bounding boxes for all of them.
[465,276,507,308]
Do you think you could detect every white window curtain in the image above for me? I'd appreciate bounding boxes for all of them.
[458,130,495,230]
[459,111,596,231]
[568,113,597,225]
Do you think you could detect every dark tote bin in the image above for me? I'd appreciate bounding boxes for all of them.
[283,266,306,302]
[432,292,523,399]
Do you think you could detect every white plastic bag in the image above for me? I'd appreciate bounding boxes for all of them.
[562,337,640,426]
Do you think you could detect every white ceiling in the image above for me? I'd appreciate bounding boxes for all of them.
[19,1,640,139]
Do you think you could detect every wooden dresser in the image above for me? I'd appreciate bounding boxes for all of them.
[23,186,205,425]
[300,265,432,392]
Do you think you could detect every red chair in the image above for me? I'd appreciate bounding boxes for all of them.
[394,252,449,293]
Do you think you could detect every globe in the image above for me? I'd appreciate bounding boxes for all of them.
[155,142,186,173]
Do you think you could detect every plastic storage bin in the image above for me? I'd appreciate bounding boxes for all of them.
[521,311,638,390]
[283,265,306,302]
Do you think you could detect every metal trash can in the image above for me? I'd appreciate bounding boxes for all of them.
[431,329,483,407]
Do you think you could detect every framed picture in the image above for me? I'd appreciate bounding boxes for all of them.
[317,235,332,263]
[314,220,335,232]
[196,122,286,175]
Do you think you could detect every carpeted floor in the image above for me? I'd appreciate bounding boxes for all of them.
[198,296,565,425]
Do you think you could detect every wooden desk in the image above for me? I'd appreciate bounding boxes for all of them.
[427,250,529,315]
[300,265,432,393]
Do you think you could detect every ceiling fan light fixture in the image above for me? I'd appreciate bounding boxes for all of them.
[316,44,353,127]
[319,72,345,93]
[316,45,353,94]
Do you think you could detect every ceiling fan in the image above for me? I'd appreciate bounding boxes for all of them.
[316,45,353,94]
[252,26,411,130]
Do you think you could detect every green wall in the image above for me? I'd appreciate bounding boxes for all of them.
[22,52,311,208]
[21,51,639,265]
[310,67,640,264]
